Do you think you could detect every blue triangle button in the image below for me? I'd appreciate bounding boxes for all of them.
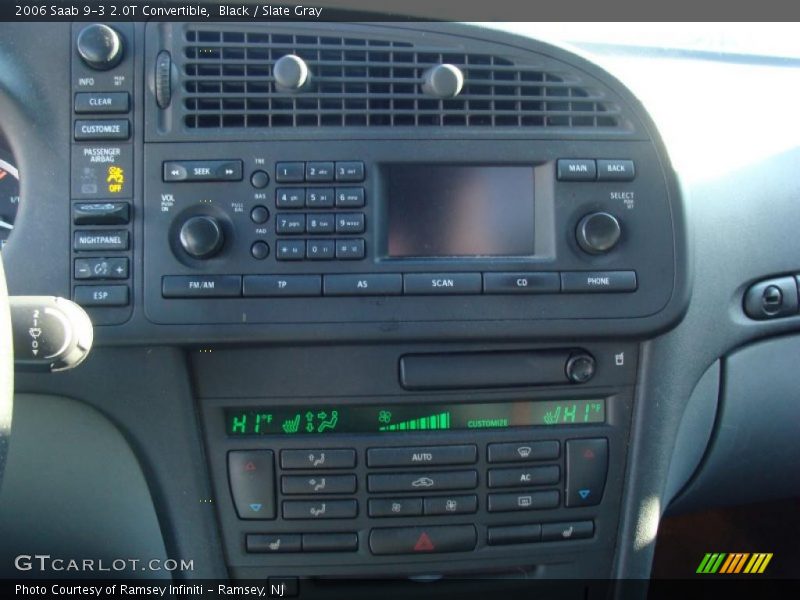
[249,503,263,512]
[578,489,591,500]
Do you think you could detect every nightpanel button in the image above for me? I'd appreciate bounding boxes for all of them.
[228,450,276,520]
[565,438,608,507]
[369,525,477,555]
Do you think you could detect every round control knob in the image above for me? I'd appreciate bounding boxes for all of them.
[273,54,310,91]
[76,24,123,71]
[576,212,621,255]
[422,64,464,98]
[179,216,224,259]
[565,353,596,384]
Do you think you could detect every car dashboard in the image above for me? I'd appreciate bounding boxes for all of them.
[0,17,798,596]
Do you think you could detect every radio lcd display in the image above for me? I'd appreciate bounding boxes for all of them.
[226,399,605,436]
[386,165,535,257]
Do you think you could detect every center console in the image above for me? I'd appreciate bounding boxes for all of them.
[61,19,688,582]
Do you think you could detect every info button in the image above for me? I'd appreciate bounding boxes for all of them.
[484,272,560,294]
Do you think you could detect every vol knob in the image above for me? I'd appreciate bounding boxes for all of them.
[179,216,224,259]
[76,24,124,71]
[273,54,310,91]
[576,212,621,255]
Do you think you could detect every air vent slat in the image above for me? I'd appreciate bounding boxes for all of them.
[179,28,623,130]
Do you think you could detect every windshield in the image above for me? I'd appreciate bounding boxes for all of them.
[480,23,800,60]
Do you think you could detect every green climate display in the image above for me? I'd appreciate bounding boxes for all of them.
[226,400,604,436]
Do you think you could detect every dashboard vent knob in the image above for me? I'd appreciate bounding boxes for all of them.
[273,54,310,92]
[76,23,124,71]
[155,51,172,109]
[422,64,464,98]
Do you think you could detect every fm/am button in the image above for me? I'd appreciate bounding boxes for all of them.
[162,275,242,298]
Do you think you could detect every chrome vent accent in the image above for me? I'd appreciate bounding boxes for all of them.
[180,29,624,130]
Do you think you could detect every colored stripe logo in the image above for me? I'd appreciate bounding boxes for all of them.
[696,553,773,574]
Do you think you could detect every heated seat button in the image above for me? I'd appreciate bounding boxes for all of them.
[367,470,477,493]
[541,520,594,542]
[368,498,423,518]
[228,450,276,520]
[369,525,477,555]
[302,533,358,552]
[282,499,358,520]
[367,445,477,468]
[487,440,560,463]
[488,466,560,488]
[281,474,356,495]
[487,524,542,546]
[280,449,356,470]
[487,490,560,512]
[565,439,608,507]
[246,533,301,553]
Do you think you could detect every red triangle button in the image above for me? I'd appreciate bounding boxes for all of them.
[413,532,435,552]
[244,461,257,471]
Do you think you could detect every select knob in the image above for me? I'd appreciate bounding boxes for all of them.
[422,64,465,98]
[576,212,621,255]
[179,216,224,259]
[76,24,124,71]
[273,54,310,91]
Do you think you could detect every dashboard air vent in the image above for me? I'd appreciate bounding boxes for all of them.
[180,29,623,130]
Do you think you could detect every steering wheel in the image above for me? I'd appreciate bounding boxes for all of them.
[0,255,12,490]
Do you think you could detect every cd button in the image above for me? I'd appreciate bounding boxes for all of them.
[483,272,560,294]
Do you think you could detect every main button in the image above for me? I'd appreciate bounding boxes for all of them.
[162,275,241,298]
[74,92,130,114]
[281,449,356,470]
[556,159,596,181]
[243,275,321,297]
[369,525,477,555]
[488,441,560,463]
[324,274,402,296]
[597,159,635,181]
[282,499,358,520]
[367,445,477,468]
[74,119,130,141]
[367,470,478,493]
[487,490,560,512]
[228,450,276,520]
[483,272,561,294]
[488,466,560,488]
[487,524,542,546]
[368,498,423,518]
[163,160,242,182]
[281,474,356,495]
[561,271,637,293]
[403,273,482,295]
